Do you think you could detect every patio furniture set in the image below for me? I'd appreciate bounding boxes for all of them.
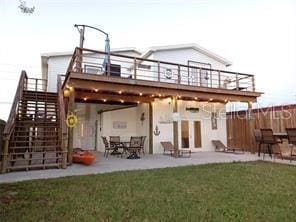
[101,136,146,159]
[254,128,296,162]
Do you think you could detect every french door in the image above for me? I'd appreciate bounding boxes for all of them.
[180,120,202,149]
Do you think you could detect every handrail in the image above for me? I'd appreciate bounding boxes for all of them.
[3,70,27,140]
[79,47,254,77]
[63,47,256,92]
[62,48,78,89]
[57,75,67,136]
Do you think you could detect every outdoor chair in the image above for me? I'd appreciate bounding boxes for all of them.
[286,128,296,162]
[101,136,115,158]
[109,136,120,148]
[253,129,263,156]
[160,141,174,156]
[127,136,142,159]
[211,140,244,153]
[160,141,191,157]
[260,129,283,160]
[140,136,146,156]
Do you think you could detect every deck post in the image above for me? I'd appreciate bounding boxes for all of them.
[1,139,9,173]
[61,134,68,169]
[252,76,255,92]
[67,86,75,165]
[172,97,179,157]
[149,102,153,154]
[157,62,160,82]
[177,65,181,84]
[134,58,137,79]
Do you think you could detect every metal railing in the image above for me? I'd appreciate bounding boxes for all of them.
[64,47,255,92]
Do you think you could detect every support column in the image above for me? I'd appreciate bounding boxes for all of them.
[67,86,75,165]
[1,139,9,173]
[149,102,153,154]
[173,97,179,157]
[247,101,255,153]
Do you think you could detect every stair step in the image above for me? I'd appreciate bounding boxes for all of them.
[7,163,61,170]
[9,145,61,149]
[8,151,64,155]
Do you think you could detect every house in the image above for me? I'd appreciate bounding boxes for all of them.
[41,43,260,154]
[1,43,261,173]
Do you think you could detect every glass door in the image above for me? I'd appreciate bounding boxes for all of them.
[181,120,189,148]
[193,121,202,148]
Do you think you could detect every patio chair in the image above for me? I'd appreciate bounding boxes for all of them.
[211,140,244,153]
[260,129,283,160]
[109,136,120,148]
[160,141,191,157]
[127,136,142,159]
[286,128,296,162]
[140,136,146,156]
[253,129,263,156]
[160,141,174,156]
[101,136,115,158]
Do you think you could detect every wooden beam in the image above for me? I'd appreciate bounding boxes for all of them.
[173,97,179,157]
[67,86,75,165]
[149,102,153,154]
[97,105,137,114]
[75,91,154,103]
[70,78,259,103]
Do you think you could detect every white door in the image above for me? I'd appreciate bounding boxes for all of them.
[180,120,202,150]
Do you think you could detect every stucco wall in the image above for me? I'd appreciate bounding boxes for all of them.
[152,98,227,154]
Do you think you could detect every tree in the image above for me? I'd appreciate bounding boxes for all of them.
[18,0,35,15]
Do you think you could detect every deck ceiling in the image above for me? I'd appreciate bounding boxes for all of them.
[67,72,262,104]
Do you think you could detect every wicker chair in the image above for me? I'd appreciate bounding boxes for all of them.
[286,128,296,162]
[260,129,283,160]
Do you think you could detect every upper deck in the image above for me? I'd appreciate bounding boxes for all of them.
[62,48,261,103]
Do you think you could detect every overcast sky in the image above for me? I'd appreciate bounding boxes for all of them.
[0,0,296,120]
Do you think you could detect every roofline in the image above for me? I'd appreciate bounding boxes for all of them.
[140,43,232,66]
[41,47,142,58]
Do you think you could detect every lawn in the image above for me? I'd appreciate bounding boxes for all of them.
[0,161,295,222]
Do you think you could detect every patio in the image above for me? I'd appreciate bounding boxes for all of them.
[1,151,294,184]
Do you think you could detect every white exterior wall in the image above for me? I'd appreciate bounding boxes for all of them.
[151,49,226,70]
[47,55,71,92]
[152,98,227,154]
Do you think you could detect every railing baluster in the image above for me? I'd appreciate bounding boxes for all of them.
[157,62,160,82]
[236,73,239,90]
[252,76,255,92]
[134,58,137,79]
[178,65,181,84]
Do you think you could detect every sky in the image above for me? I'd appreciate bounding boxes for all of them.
[0,0,296,120]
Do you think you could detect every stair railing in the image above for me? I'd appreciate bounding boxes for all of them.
[57,75,68,168]
[1,70,27,173]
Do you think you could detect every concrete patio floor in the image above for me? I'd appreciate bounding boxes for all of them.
[0,151,295,184]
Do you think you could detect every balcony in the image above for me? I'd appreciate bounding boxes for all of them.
[63,48,260,104]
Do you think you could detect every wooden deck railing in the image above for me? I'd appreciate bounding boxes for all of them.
[3,71,28,140]
[63,47,256,92]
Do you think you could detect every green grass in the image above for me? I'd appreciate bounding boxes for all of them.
[1,161,295,222]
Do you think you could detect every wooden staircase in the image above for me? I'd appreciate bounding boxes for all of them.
[1,71,67,173]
